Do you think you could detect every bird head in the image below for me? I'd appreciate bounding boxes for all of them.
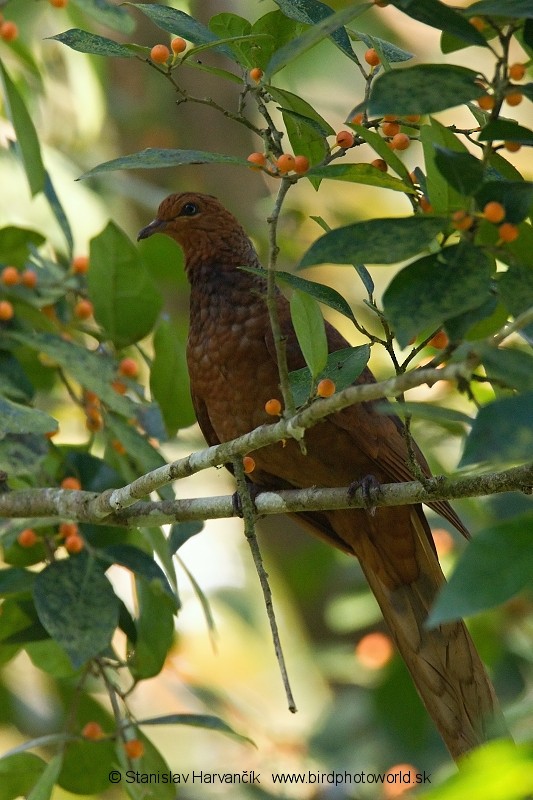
[138,192,259,276]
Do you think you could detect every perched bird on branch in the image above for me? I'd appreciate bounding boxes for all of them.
[139,192,505,760]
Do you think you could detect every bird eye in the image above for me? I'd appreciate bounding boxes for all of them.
[179,202,199,217]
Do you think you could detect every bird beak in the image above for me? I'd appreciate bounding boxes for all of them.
[137,218,167,241]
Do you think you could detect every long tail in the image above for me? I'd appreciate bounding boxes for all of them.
[326,504,507,760]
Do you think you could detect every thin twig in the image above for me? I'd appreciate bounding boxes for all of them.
[232,457,297,713]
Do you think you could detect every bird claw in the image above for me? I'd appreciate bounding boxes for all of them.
[348,474,381,516]
[231,479,261,518]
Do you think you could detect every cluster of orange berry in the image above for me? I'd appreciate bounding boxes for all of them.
[81,721,144,758]
[149,37,187,65]
[477,60,527,134]
[246,151,310,176]
[0,265,38,321]
[18,477,85,553]
[0,13,18,41]
[452,200,519,243]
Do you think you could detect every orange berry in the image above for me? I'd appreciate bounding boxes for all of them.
[350,112,364,125]
[21,269,38,288]
[243,455,256,474]
[419,196,433,213]
[390,132,410,151]
[383,764,419,798]
[170,37,187,54]
[86,412,104,432]
[504,141,521,153]
[264,398,282,416]
[356,632,394,669]
[118,357,139,378]
[316,378,336,398]
[432,528,454,558]
[451,210,474,231]
[276,153,296,174]
[45,428,59,439]
[498,222,519,242]
[428,330,449,349]
[477,94,495,110]
[65,533,84,553]
[112,379,127,395]
[49,0,69,7]
[364,48,380,67]
[17,528,38,548]
[374,0,390,6]
[83,390,100,406]
[470,17,485,32]
[125,739,144,759]
[382,114,397,122]
[483,201,505,223]
[74,299,94,319]
[247,152,267,170]
[111,439,127,455]
[0,20,18,42]
[382,121,400,137]
[404,114,421,123]
[0,300,14,320]
[336,130,355,149]
[371,158,388,172]
[61,476,81,490]
[1,266,19,285]
[59,522,79,539]
[505,91,523,107]
[293,155,310,174]
[150,44,170,64]
[508,63,525,81]
[249,67,263,83]
[82,721,104,740]
[72,255,89,274]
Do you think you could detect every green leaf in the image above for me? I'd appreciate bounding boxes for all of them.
[368,64,485,115]
[307,162,415,193]
[280,109,329,173]
[433,146,484,196]
[208,13,254,66]
[474,181,533,224]
[475,343,533,392]
[0,568,36,597]
[465,0,533,17]
[251,10,307,69]
[421,117,470,213]
[34,554,119,667]
[351,31,413,63]
[273,0,360,63]
[379,401,472,428]
[79,148,250,179]
[0,60,46,196]
[70,0,135,33]
[128,576,175,680]
[138,713,254,745]
[478,119,533,145]
[44,173,73,257]
[150,318,195,437]
[299,216,445,268]
[274,269,358,325]
[265,2,372,77]
[389,0,487,46]
[0,434,49,480]
[0,227,45,267]
[98,544,178,607]
[499,263,533,337]
[420,740,533,800]
[348,124,413,184]
[289,345,370,407]
[267,86,335,135]
[0,753,47,800]
[88,221,162,348]
[0,396,57,437]
[26,639,80,679]
[428,513,533,625]
[48,29,138,58]
[27,754,62,800]
[9,331,136,417]
[289,289,328,379]
[382,243,493,347]
[168,521,204,554]
[460,392,533,466]
[130,3,234,60]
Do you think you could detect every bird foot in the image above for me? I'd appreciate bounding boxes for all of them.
[231,479,261,518]
[348,474,381,516]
